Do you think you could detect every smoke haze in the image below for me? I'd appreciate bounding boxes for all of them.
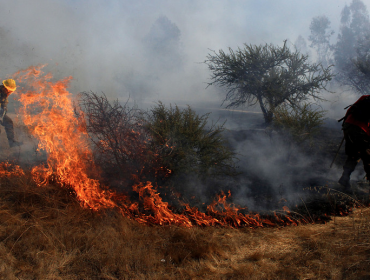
[1,0,368,210]
[0,0,355,107]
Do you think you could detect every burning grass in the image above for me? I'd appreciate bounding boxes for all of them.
[0,173,369,280]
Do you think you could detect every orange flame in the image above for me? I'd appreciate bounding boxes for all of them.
[4,65,316,228]
[0,162,25,177]
[12,65,116,210]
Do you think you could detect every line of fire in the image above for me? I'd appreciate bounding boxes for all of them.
[0,65,368,229]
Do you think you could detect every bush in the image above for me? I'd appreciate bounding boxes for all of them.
[272,103,326,146]
[143,102,238,184]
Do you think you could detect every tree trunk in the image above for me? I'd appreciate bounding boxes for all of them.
[257,95,273,124]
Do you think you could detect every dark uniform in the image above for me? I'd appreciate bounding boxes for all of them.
[339,95,370,189]
[0,85,19,147]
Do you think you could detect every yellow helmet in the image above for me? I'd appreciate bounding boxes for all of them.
[3,79,16,92]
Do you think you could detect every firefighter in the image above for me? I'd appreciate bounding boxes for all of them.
[0,79,22,148]
[339,95,370,190]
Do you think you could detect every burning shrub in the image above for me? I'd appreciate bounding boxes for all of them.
[76,91,162,189]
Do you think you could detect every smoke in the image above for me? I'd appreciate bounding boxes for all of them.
[0,0,367,212]
[0,0,351,102]
[228,131,333,210]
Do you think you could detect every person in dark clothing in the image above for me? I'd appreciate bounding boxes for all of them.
[339,95,370,190]
[0,79,22,148]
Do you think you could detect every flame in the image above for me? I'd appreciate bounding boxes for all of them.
[2,65,339,228]
[132,181,192,227]
[0,162,25,177]
[12,65,116,210]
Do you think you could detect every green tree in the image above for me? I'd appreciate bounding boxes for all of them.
[205,41,333,124]
[354,35,370,78]
[143,16,183,72]
[334,0,370,94]
[308,15,334,67]
[294,35,309,54]
[144,102,237,182]
[350,34,370,93]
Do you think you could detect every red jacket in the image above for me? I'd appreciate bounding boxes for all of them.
[344,95,370,136]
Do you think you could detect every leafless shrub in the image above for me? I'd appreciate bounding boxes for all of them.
[75,91,160,189]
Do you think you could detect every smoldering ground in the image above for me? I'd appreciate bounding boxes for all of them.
[134,98,356,214]
[162,107,348,213]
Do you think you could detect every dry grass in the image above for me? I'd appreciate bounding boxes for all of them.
[0,173,369,280]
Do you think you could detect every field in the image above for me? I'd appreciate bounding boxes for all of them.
[0,170,369,280]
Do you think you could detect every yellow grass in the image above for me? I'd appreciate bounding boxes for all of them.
[0,174,369,280]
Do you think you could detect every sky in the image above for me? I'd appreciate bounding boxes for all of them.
[0,0,368,112]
